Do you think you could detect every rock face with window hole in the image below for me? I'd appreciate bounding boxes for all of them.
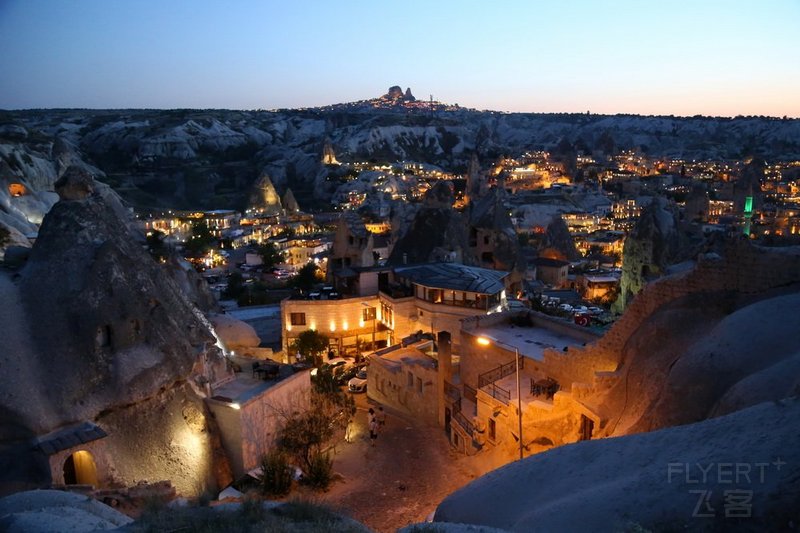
[0,166,231,496]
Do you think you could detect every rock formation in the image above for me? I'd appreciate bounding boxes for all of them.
[464,153,484,205]
[435,399,800,531]
[162,255,219,312]
[565,238,800,438]
[248,171,282,214]
[388,181,472,265]
[684,184,710,223]
[613,197,700,311]
[321,138,339,165]
[468,187,520,271]
[539,215,581,262]
[209,314,261,353]
[282,188,300,213]
[386,86,404,100]
[600,289,800,435]
[0,166,231,496]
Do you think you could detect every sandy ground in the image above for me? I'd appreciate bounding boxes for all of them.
[316,394,484,533]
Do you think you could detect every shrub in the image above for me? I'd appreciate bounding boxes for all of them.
[276,497,338,523]
[238,493,266,522]
[304,451,333,490]
[260,450,293,497]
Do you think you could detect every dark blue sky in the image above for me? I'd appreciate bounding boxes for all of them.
[1,0,798,116]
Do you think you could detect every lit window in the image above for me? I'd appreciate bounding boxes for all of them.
[290,313,306,326]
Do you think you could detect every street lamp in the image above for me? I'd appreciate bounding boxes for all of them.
[476,335,524,461]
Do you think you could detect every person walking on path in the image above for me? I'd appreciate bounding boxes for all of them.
[344,417,353,443]
[376,406,386,428]
[368,417,379,446]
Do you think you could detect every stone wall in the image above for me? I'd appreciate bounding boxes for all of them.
[367,350,439,426]
[571,239,800,381]
[239,372,310,475]
[207,371,311,479]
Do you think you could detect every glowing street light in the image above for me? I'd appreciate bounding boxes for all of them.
[476,334,523,461]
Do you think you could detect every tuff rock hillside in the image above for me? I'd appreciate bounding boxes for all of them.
[0,167,230,496]
[434,398,800,531]
[2,98,800,232]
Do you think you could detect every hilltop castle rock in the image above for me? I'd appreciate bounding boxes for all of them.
[384,85,416,102]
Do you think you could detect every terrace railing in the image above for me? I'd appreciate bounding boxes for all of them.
[477,357,524,406]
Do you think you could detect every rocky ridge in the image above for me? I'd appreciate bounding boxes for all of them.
[2,102,799,227]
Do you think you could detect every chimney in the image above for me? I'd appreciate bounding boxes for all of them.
[437,330,453,428]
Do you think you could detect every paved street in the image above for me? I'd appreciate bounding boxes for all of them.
[317,393,482,533]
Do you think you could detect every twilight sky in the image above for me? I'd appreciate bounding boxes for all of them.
[1,0,798,117]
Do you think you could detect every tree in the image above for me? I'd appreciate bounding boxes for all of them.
[223,271,245,300]
[258,242,284,269]
[146,229,168,262]
[291,329,329,367]
[184,221,215,256]
[291,262,319,293]
[278,366,355,489]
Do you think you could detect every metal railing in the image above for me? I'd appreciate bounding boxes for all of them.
[477,357,523,406]
[463,383,477,404]
[481,382,511,404]
[454,411,475,437]
[477,357,524,388]
[451,396,475,437]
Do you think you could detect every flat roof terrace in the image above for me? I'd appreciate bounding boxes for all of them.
[210,358,301,406]
[473,322,587,363]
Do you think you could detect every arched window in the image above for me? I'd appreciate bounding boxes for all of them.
[63,450,98,486]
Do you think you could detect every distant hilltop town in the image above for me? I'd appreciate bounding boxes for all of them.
[310,85,466,113]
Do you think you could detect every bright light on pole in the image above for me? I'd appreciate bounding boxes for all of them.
[476,335,524,461]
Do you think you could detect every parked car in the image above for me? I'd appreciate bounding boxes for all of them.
[506,298,527,311]
[336,364,361,385]
[325,357,349,368]
[348,368,368,393]
[310,357,352,377]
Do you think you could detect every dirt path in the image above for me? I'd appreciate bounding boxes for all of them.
[317,395,482,532]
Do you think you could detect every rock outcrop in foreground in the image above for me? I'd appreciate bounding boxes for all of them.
[435,398,800,532]
[0,167,230,496]
[0,489,133,532]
